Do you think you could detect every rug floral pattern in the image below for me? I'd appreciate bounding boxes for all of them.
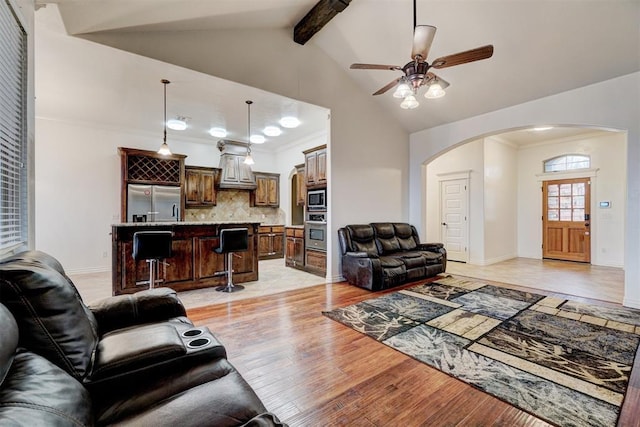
[323,276,640,427]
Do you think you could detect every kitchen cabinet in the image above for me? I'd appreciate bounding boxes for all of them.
[185,166,219,207]
[285,227,305,270]
[118,147,186,222]
[252,172,279,207]
[295,164,306,206]
[111,222,259,295]
[303,145,327,188]
[305,248,326,277]
[258,225,285,260]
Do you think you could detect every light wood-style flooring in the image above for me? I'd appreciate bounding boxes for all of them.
[71,258,634,425]
[185,259,636,427]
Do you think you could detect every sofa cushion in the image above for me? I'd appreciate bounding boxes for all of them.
[0,259,99,381]
[346,225,379,257]
[394,253,427,269]
[0,348,93,426]
[371,223,401,254]
[94,358,269,426]
[378,256,405,269]
[421,251,444,265]
[393,223,419,251]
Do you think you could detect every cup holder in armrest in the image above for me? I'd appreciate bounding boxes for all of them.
[181,328,204,338]
[187,337,211,349]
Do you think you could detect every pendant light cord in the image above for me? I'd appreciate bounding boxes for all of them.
[162,79,169,143]
[246,100,253,154]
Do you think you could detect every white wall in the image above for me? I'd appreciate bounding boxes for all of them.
[74,24,410,281]
[425,138,518,265]
[411,72,640,307]
[484,138,518,264]
[425,139,484,262]
[516,132,626,267]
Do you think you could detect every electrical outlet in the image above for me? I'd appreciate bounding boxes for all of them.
[102,251,108,258]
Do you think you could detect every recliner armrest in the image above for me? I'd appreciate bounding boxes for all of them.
[89,288,187,335]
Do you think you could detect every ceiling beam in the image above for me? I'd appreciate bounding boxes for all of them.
[294,0,352,45]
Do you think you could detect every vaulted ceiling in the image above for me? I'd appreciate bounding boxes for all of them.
[37,0,640,146]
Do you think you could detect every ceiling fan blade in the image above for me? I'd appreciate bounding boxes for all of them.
[425,72,450,89]
[351,63,401,71]
[431,45,494,69]
[411,25,437,61]
[373,77,403,95]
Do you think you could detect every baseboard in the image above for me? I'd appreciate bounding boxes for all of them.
[469,254,517,266]
[329,274,345,283]
[622,297,640,309]
[66,266,110,276]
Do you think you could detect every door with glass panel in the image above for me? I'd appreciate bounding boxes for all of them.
[542,178,590,262]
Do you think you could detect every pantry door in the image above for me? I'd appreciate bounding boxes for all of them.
[440,178,469,262]
[542,178,591,262]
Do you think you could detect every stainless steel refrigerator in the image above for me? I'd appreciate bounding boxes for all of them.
[127,184,181,222]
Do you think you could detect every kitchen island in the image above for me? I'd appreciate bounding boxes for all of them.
[111,221,259,295]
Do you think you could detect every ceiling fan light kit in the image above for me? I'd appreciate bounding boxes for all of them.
[350,0,494,109]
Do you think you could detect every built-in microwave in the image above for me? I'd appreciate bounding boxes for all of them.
[307,189,326,211]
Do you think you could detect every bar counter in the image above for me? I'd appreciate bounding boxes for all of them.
[111,221,260,295]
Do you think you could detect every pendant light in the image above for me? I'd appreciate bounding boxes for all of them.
[157,79,172,156]
[243,100,255,165]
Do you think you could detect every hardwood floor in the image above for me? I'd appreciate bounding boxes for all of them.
[187,270,638,426]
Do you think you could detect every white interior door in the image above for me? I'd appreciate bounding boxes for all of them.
[440,179,469,262]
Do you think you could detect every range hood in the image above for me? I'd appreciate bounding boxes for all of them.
[217,140,257,190]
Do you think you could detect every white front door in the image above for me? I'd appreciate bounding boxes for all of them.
[440,179,469,262]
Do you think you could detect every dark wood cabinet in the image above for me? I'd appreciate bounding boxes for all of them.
[258,225,284,260]
[118,147,186,222]
[295,164,306,206]
[303,145,327,188]
[252,172,279,207]
[285,227,305,270]
[305,248,326,276]
[185,166,220,207]
[111,223,259,295]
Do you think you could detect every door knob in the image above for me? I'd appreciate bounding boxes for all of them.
[441,222,447,226]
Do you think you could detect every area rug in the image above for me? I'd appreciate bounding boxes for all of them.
[323,276,640,426]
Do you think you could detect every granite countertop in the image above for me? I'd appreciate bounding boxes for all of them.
[112,220,262,227]
[285,225,305,229]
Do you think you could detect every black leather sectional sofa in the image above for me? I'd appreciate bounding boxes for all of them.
[0,250,285,426]
[338,222,447,291]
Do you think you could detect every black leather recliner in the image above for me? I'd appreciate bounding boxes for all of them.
[0,250,285,426]
[338,222,447,291]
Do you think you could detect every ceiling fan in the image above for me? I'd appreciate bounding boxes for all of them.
[350,0,494,109]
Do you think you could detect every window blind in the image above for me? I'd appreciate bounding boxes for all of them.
[0,0,27,252]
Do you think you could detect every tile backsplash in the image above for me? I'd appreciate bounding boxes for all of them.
[185,189,285,225]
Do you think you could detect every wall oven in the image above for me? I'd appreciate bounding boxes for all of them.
[307,189,326,211]
[305,211,326,251]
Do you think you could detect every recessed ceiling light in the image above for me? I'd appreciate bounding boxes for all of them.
[209,127,227,138]
[279,116,300,128]
[250,134,266,144]
[531,126,553,132]
[167,118,187,130]
[263,126,282,137]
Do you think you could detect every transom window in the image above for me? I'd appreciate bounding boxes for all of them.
[543,154,590,173]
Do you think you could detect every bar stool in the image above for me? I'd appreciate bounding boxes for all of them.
[214,228,249,293]
[132,231,173,289]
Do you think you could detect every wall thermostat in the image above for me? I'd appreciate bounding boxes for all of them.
[599,201,611,208]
